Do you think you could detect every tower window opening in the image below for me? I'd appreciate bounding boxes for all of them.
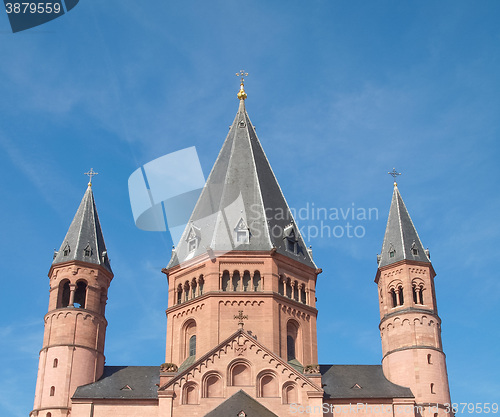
[46,413,52,417]
[53,358,58,368]
[419,288,424,304]
[60,281,70,308]
[232,271,240,291]
[50,386,55,396]
[63,243,70,257]
[389,250,395,258]
[74,281,87,309]
[293,282,299,301]
[397,286,404,305]
[177,284,183,305]
[300,286,306,304]
[412,248,418,256]
[198,276,204,296]
[84,243,91,257]
[413,286,418,304]
[287,239,296,253]
[427,354,432,364]
[188,239,197,252]
[286,279,292,298]
[253,271,261,291]
[390,289,397,308]
[430,383,435,394]
[242,271,251,292]
[222,271,230,291]
[278,279,284,296]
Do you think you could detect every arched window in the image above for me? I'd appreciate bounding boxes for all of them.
[198,275,204,296]
[232,271,240,291]
[53,358,58,368]
[242,271,251,292]
[390,289,397,307]
[74,281,87,309]
[58,280,70,308]
[184,281,190,301]
[46,413,52,417]
[278,279,284,296]
[300,285,306,304]
[413,285,418,303]
[287,335,295,361]
[222,270,230,291]
[50,386,55,396]
[293,281,299,301]
[182,319,197,360]
[191,279,197,299]
[258,372,278,397]
[286,279,292,298]
[189,335,196,357]
[182,382,198,404]
[177,284,183,305]
[427,354,432,364]
[287,320,300,362]
[253,271,261,291]
[229,362,251,386]
[397,285,404,306]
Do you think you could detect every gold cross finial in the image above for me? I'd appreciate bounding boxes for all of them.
[85,168,98,187]
[234,310,248,329]
[388,168,401,186]
[236,70,248,100]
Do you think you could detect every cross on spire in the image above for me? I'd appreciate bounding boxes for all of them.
[388,168,401,186]
[236,70,249,100]
[84,168,99,187]
[234,310,248,329]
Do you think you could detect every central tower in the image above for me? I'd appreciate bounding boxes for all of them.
[162,80,321,372]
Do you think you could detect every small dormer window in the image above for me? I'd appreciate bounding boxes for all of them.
[284,224,298,254]
[411,241,419,256]
[186,225,200,253]
[287,239,296,253]
[234,218,249,245]
[388,243,395,258]
[84,244,92,257]
[63,243,70,257]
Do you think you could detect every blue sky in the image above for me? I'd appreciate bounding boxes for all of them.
[1,1,499,415]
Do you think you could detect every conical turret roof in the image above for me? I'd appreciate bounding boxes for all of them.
[168,99,315,269]
[52,184,112,272]
[378,184,430,268]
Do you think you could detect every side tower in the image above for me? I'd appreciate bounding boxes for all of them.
[375,182,451,416]
[162,81,321,372]
[31,180,113,417]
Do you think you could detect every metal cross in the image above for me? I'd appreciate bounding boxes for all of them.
[234,310,248,329]
[236,70,248,84]
[85,168,99,185]
[388,168,401,180]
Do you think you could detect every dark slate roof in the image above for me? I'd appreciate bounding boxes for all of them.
[167,100,316,269]
[204,390,278,417]
[320,365,413,399]
[378,184,430,268]
[53,185,112,272]
[72,366,159,400]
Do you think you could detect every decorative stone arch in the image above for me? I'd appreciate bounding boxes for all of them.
[182,381,199,404]
[57,279,71,308]
[180,318,197,361]
[257,370,278,398]
[74,279,88,309]
[202,371,223,398]
[286,319,301,362]
[282,381,299,404]
[228,358,252,386]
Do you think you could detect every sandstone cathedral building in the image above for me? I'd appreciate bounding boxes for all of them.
[30,79,452,417]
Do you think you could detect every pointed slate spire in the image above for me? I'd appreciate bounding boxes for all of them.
[52,184,112,272]
[168,97,315,269]
[378,184,430,268]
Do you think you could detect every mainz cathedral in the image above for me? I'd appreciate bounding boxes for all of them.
[30,78,452,417]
